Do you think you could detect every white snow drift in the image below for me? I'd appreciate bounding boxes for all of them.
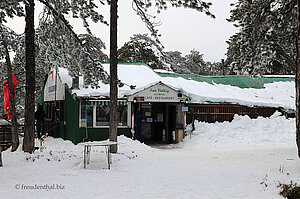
[1,113,300,199]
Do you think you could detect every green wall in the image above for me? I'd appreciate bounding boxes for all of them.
[62,88,131,144]
[37,87,131,144]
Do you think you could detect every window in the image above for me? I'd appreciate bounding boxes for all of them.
[117,104,128,126]
[80,100,128,128]
[95,104,128,127]
[95,105,109,126]
[45,101,64,122]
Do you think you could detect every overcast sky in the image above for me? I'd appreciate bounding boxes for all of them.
[6,0,237,63]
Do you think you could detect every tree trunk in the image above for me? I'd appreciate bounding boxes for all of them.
[3,41,19,152]
[0,147,2,167]
[109,0,118,153]
[23,0,36,153]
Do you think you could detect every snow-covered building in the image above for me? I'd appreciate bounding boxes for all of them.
[37,62,295,144]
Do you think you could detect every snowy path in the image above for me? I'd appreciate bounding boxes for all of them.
[107,147,300,199]
[1,145,300,199]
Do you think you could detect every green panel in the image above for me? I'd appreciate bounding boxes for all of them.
[62,88,81,143]
[156,73,294,89]
[36,90,44,106]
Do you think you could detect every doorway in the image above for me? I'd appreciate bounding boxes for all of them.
[168,105,176,143]
[134,102,176,143]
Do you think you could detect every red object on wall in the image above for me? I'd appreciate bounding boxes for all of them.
[3,74,18,120]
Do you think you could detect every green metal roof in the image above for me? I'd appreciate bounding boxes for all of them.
[156,72,294,89]
[102,61,294,89]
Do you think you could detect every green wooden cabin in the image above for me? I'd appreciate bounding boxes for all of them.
[37,63,295,144]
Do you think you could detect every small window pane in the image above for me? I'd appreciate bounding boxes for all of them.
[118,104,127,126]
[81,102,93,128]
[96,105,110,126]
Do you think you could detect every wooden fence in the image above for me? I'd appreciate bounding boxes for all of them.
[187,104,279,123]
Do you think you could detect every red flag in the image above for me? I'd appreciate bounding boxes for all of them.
[3,74,18,120]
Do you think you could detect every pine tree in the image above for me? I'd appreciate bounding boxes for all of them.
[0,1,24,154]
[185,49,209,75]
[35,0,110,89]
[1,0,215,154]
[164,51,191,73]
[1,0,111,153]
[118,34,165,69]
[108,0,214,153]
[132,0,215,40]
[0,25,22,152]
[164,49,213,75]
[226,0,297,75]
[118,34,216,75]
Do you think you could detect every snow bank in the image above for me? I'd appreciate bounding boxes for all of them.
[117,135,153,151]
[1,116,300,199]
[182,112,296,149]
[2,135,152,167]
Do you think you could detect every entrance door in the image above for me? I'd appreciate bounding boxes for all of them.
[44,101,64,138]
[151,103,164,141]
[168,105,176,143]
[134,103,176,143]
[135,103,152,141]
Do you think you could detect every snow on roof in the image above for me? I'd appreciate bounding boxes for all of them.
[57,62,295,110]
[262,75,294,78]
[153,69,175,74]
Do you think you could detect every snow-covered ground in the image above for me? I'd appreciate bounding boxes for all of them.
[1,112,300,199]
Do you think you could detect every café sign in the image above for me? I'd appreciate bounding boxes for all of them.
[128,82,188,103]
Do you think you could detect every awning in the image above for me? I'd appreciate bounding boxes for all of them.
[88,100,127,106]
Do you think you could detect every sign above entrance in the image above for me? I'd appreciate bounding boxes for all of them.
[128,82,188,103]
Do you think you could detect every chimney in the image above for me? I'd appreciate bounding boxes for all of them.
[72,76,79,89]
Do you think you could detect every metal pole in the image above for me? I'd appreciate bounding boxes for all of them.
[221,59,225,76]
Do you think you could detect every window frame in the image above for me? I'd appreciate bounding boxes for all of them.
[79,100,129,129]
